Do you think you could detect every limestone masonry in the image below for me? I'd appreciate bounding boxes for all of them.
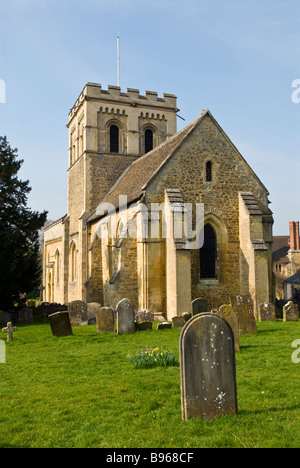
[43,82,273,318]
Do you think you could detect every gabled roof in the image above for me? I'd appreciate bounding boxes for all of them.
[87,110,269,224]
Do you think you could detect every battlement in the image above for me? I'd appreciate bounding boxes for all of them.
[69,82,178,121]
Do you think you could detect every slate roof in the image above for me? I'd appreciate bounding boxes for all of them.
[87,110,269,224]
[284,271,300,284]
[272,236,290,264]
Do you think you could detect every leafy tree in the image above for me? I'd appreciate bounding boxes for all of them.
[0,136,48,310]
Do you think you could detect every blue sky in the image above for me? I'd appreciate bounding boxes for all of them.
[0,0,299,235]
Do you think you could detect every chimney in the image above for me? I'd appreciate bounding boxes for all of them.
[289,221,300,250]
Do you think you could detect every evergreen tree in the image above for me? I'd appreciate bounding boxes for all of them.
[0,136,48,310]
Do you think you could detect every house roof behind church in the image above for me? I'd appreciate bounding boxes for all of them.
[272,236,290,264]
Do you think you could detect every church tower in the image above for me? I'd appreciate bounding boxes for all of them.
[65,83,178,301]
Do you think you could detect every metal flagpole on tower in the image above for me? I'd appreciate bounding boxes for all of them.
[117,33,120,88]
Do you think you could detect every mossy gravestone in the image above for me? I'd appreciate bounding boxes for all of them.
[180,313,238,420]
[96,307,115,333]
[230,295,257,335]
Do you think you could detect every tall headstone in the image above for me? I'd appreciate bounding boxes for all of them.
[116,298,135,335]
[258,303,276,322]
[283,301,299,322]
[216,305,240,352]
[180,313,238,421]
[96,307,115,333]
[230,295,257,335]
[192,298,208,316]
[87,302,101,325]
[49,311,73,337]
[68,300,88,326]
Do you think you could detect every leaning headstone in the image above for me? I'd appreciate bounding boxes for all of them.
[283,301,299,322]
[116,299,135,335]
[68,300,88,326]
[87,302,101,325]
[216,305,240,352]
[157,322,172,330]
[180,313,238,421]
[2,322,17,342]
[258,303,276,322]
[192,298,208,316]
[18,307,33,325]
[49,311,73,337]
[230,295,257,335]
[172,315,186,328]
[96,307,115,333]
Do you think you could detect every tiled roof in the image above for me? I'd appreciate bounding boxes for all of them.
[272,236,290,264]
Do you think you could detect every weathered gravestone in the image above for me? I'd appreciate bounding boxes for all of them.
[96,307,115,333]
[258,303,276,322]
[283,301,299,322]
[87,302,101,325]
[18,307,33,325]
[49,311,73,337]
[216,305,240,352]
[180,313,238,421]
[116,299,135,335]
[230,295,257,335]
[2,322,17,342]
[135,310,154,322]
[192,298,208,316]
[68,301,88,326]
[172,315,187,328]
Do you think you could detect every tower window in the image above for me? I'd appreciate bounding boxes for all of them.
[200,224,217,279]
[145,129,154,153]
[110,125,119,153]
[206,161,212,182]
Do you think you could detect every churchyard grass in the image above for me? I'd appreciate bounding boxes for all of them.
[0,319,299,448]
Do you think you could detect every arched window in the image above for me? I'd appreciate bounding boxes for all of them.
[55,250,60,283]
[110,125,119,153]
[200,224,217,278]
[70,243,77,282]
[145,128,154,153]
[206,161,212,182]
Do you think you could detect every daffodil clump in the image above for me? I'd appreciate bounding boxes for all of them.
[127,347,178,369]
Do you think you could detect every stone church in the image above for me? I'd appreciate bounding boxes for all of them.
[43,82,274,319]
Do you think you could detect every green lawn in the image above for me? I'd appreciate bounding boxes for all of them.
[0,318,299,448]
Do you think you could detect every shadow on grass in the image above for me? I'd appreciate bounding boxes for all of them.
[238,404,300,416]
